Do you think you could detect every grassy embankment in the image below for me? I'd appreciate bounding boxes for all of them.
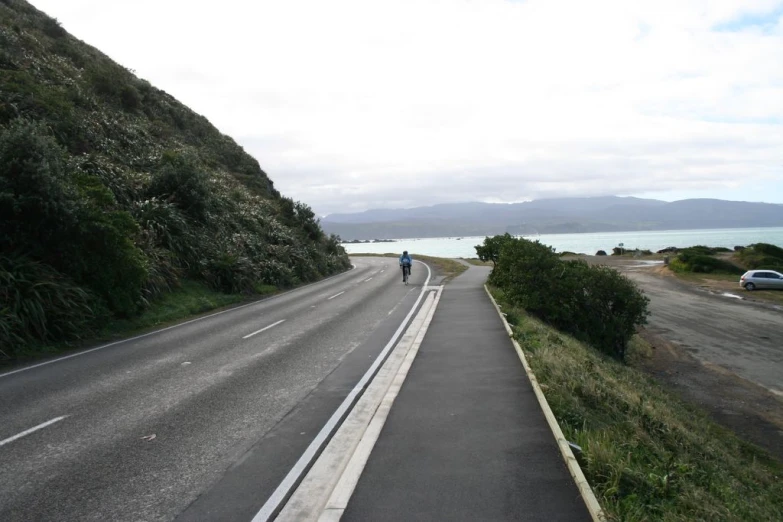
[491,288,783,521]
[5,280,278,361]
[461,258,493,266]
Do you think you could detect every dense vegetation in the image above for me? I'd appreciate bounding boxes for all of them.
[476,234,649,360]
[667,244,783,275]
[668,246,741,274]
[493,299,783,521]
[0,0,349,357]
[736,243,783,273]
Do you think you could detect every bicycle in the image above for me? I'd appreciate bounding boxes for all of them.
[401,263,411,285]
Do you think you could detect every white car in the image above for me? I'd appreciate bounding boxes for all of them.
[739,270,783,291]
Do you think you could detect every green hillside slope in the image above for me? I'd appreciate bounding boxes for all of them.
[0,0,349,356]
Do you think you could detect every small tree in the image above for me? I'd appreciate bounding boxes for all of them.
[474,233,514,267]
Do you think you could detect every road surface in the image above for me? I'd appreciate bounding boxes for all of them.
[0,257,430,521]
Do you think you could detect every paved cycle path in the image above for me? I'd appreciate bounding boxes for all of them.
[342,264,592,521]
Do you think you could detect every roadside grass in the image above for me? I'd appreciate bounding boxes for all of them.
[415,255,468,282]
[104,279,275,337]
[491,287,783,522]
[461,257,493,266]
[4,280,275,363]
[350,253,469,282]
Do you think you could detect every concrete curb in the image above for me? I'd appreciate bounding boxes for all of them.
[484,285,607,522]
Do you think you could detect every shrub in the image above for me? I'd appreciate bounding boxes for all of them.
[62,204,148,316]
[202,253,256,294]
[737,243,783,272]
[0,119,79,257]
[120,84,141,112]
[596,250,607,256]
[485,235,649,360]
[41,17,66,39]
[0,254,101,355]
[674,248,743,274]
[148,151,212,222]
[475,233,515,267]
[0,121,147,316]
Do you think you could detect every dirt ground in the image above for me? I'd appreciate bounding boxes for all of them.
[578,255,783,462]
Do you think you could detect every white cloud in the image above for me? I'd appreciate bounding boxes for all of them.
[30,0,783,214]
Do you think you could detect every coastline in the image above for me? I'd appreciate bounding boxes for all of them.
[342,226,783,258]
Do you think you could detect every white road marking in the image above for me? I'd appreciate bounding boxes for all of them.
[252,262,433,522]
[278,290,442,521]
[0,266,356,379]
[318,290,442,520]
[364,278,373,282]
[327,291,345,300]
[0,416,68,447]
[243,320,286,339]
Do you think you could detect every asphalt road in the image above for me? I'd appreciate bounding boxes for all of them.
[0,257,427,521]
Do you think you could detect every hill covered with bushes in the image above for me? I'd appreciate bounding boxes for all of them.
[0,0,350,356]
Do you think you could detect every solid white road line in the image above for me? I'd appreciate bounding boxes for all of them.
[363,278,373,282]
[0,266,356,379]
[243,320,286,340]
[319,288,442,520]
[251,262,432,522]
[275,289,441,521]
[327,292,345,300]
[0,416,68,448]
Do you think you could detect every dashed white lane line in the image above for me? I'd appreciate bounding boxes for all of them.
[243,320,286,340]
[364,278,373,282]
[327,291,345,300]
[0,416,68,448]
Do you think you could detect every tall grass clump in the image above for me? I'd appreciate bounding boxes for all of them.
[0,255,101,356]
[669,246,743,275]
[737,243,783,272]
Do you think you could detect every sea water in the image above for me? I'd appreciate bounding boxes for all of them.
[342,227,783,258]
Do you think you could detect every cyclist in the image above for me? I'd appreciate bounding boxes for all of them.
[399,250,413,281]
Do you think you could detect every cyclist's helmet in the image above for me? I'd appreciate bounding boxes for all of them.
[403,250,408,255]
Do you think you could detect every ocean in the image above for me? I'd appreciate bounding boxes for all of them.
[341,227,783,258]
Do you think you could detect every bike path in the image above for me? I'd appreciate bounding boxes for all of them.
[342,264,592,521]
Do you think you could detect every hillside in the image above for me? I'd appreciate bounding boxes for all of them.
[322,197,783,239]
[0,0,349,354]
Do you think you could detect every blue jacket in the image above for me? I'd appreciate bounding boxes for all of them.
[399,253,413,266]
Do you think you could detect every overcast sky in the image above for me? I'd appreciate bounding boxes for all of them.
[30,0,783,215]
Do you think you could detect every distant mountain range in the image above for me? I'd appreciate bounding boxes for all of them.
[321,197,783,240]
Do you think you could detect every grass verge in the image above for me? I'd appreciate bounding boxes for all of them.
[416,254,468,282]
[4,279,276,363]
[490,286,783,521]
[461,257,493,266]
[103,279,273,337]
